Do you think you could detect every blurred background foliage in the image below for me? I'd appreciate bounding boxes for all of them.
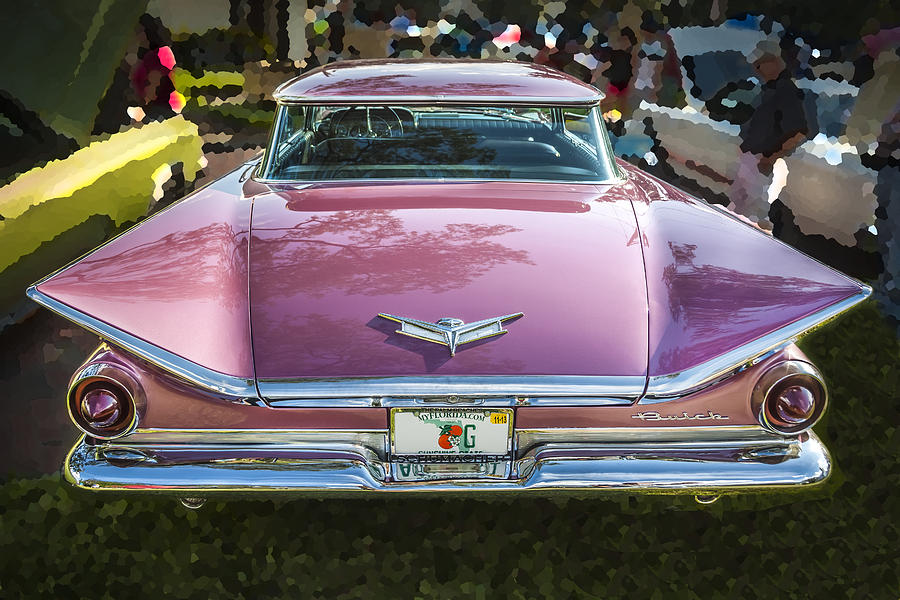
[0,1,148,144]
[0,1,898,597]
[2,0,899,327]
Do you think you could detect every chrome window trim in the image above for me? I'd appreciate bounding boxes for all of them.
[257,101,622,184]
[257,375,647,401]
[252,174,627,186]
[259,103,289,182]
[641,286,871,402]
[26,287,258,399]
[272,94,604,107]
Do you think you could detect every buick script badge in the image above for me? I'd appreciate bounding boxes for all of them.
[377,313,523,356]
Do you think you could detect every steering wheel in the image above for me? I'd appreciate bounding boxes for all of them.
[331,107,404,138]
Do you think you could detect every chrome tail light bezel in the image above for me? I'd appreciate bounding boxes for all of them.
[752,360,828,435]
[67,362,143,440]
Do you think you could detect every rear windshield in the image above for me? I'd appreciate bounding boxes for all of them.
[259,104,619,183]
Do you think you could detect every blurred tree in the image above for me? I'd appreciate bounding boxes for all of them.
[725,0,899,47]
[0,0,149,144]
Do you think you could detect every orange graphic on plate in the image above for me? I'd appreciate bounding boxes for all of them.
[438,424,464,449]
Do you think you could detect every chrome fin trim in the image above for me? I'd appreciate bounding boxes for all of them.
[26,286,258,398]
[642,286,871,402]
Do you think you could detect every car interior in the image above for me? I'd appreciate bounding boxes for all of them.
[264,105,616,181]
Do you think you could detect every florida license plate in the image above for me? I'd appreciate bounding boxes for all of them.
[390,408,513,481]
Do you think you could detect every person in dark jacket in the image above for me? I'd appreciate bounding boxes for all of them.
[729,40,809,228]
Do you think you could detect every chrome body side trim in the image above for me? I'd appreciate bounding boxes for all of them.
[120,428,389,457]
[513,396,635,407]
[272,94,605,107]
[258,375,647,401]
[64,431,831,494]
[266,396,634,408]
[515,425,785,455]
[26,287,258,399]
[642,287,871,401]
[110,425,766,447]
[265,397,385,408]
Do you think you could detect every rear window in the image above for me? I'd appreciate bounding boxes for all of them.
[259,104,619,183]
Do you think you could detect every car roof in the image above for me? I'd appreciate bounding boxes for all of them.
[273,59,604,106]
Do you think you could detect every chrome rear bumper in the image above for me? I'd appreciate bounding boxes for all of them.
[64,431,831,495]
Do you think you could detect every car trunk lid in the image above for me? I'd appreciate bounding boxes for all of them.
[248,181,649,384]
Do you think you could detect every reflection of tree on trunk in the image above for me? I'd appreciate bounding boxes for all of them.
[48,222,248,308]
[389,127,496,166]
[655,241,852,372]
[251,210,533,299]
[256,313,527,375]
[300,72,544,97]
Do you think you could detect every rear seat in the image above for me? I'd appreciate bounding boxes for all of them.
[417,117,548,137]
[473,139,561,163]
[312,136,560,166]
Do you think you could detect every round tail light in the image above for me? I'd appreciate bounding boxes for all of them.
[82,387,121,427]
[772,385,815,424]
[68,375,137,440]
[752,361,827,435]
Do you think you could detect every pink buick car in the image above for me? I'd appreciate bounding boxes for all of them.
[28,59,869,505]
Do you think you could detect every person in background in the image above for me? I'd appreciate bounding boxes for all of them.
[633,10,683,108]
[852,30,900,332]
[729,39,809,229]
[130,14,178,120]
[601,26,639,118]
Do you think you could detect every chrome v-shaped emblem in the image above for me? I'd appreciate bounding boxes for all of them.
[377,313,523,356]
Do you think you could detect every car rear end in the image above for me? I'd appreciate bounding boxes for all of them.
[61,340,833,501]
[29,59,869,503]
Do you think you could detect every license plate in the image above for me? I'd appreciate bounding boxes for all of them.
[390,408,513,480]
